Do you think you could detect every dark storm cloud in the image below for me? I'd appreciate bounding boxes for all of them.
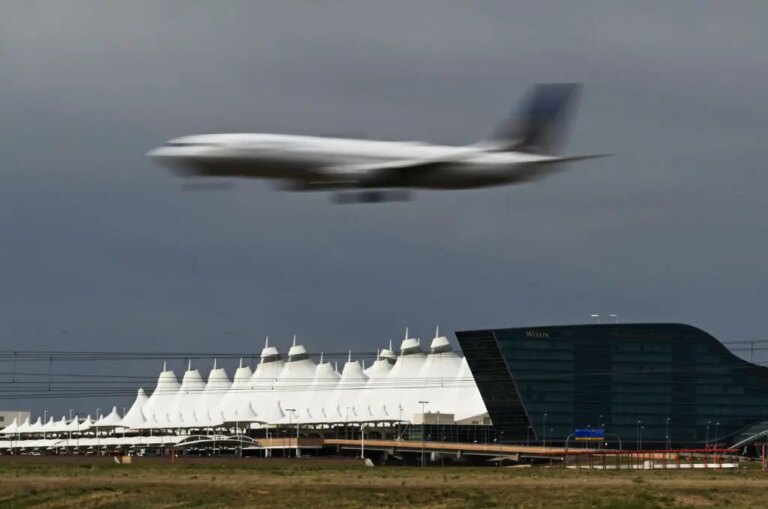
[2,1,768,413]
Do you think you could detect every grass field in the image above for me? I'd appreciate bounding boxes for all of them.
[0,459,766,508]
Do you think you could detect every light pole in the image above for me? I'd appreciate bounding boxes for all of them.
[286,408,295,458]
[636,420,642,450]
[608,314,618,324]
[715,422,720,448]
[96,408,101,455]
[360,423,366,459]
[591,314,600,324]
[542,413,548,447]
[419,400,429,467]
[600,420,606,450]
[526,426,531,446]
[706,421,711,448]
[295,410,300,458]
[498,431,504,467]
[665,417,671,451]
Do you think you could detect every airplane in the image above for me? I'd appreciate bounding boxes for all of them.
[147,83,609,203]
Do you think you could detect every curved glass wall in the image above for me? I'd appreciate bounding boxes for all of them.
[457,323,768,449]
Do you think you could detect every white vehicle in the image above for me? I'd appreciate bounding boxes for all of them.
[148,83,608,203]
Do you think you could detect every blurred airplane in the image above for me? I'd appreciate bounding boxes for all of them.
[148,83,609,203]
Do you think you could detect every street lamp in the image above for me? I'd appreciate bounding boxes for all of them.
[608,314,618,324]
[706,421,711,448]
[542,413,548,447]
[294,410,300,458]
[418,400,429,467]
[591,314,600,324]
[286,408,295,458]
[715,422,720,448]
[360,423,367,460]
[636,420,642,450]
[498,430,505,467]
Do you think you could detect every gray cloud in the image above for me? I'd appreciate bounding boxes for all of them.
[2,0,768,414]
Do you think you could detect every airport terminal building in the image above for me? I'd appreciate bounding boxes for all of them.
[4,322,768,456]
[457,323,768,450]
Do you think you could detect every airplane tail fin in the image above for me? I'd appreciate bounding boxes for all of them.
[484,83,581,155]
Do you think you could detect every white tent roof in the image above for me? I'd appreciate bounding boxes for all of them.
[28,331,488,429]
[269,341,316,423]
[194,360,231,427]
[247,342,284,420]
[324,356,368,423]
[95,406,123,428]
[218,360,254,424]
[121,388,148,429]
[358,352,394,421]
[139,364,181,429]
[16,417,32,434]
[166,364,206,428]
[304,359,341,423]
[451,356,488,421]
[414,334,464,416]
[50,416,69,433]
[225,401,260,426]
[79,415,94,432]
[40,416,56,433]
[378,335,427,421]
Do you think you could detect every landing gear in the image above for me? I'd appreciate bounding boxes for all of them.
[331,190,412,204]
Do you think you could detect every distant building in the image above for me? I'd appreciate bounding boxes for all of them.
[457,323,768,450]
[0,411,30,428]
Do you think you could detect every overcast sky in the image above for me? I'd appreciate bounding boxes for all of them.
[2,1,768,415]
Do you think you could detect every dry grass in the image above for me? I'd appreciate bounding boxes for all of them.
[0,460,766,508]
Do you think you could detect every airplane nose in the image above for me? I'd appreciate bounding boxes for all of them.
[146,147,173,159]
[146,146,197,176]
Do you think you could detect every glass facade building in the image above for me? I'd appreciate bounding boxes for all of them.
[456,323,768,449]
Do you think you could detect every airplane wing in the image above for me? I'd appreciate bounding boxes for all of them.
[314,152,612,187]
[315,149,486,187]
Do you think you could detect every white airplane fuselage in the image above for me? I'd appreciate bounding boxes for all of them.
[148,133,561,190]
